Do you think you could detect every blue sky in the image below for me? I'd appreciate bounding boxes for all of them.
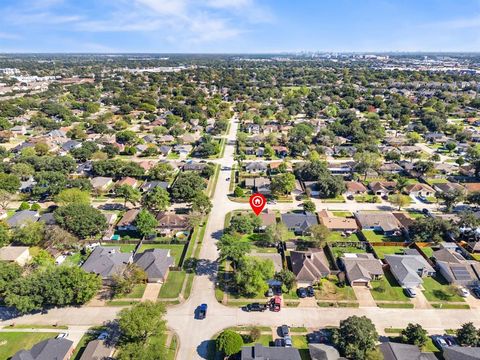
[0,0,479,53]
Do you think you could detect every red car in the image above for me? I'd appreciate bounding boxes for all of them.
[270,296,281,312]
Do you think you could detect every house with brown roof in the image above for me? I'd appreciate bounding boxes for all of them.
[345,181,368,196]
[342,253,384,286]
[116,176,139,188]
[156,212,190,236]
[463,183,480,193]
[259,209,276,230]
[354,211,401,235]
[318,210,358,232]
[116,209,140,231]
[433,182,465,194]
[290,248,330,285]
[79,340,115,360]
[369,181,396,197]
[404,183,435,197]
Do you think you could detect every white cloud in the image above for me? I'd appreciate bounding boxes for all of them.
[0,32,20,40]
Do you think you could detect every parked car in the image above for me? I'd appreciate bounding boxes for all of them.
[274,338,284,347]
[347,195,354,200]
[297,287,307,298]
[97,332,108,340]
[459,287,470,297]
[243,303,267,312]
[270,296,281,312]
[266,288,274,297]
[306,286,315,297]
[432,335,448,349]
[405,287,417,298]
[281,325,290,337]
[197,303,208,319]
[267,200,277,205]
[56,333,68,339]
[471,287,480,299]
[284,335,292,347]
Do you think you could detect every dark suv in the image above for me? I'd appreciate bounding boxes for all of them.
[243,303,267,312]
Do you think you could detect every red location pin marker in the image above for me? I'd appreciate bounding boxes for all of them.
[249,193,267,216]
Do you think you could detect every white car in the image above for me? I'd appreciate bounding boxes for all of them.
[459,287,470,297]
[405,287,417,298]
[97,332,109,340]
[56,333,68,339]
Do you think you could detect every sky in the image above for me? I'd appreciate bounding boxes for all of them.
[0,0,479,53]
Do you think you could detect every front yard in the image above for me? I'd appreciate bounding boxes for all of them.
[370,270,410,302]
[316,276,357,301]
[422,275,465,303]
[158,271,187,299]
[0,332,59,359]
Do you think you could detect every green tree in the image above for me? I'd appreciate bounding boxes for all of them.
[0,173,20,193]
[0,221,11,247]
[10,163,34,180]
[264,222,288,245]
[303,200,316,213]
[228,214,261,234]
[171,172,206,202]
[218,233,251,269]
[456,322,478,347]
[354,152,381,180]
[409,217,455,243]
[116,185,141,207]
[437,189,464,212]
[390,194,410,210]
[135,209,158,238]
[0,261,22,295]
[271,173,296,195]
[191,192,212,215]
[142,187,170,212]
[309,224,330,247]
[274,269,296,291]
[332,316,378,360]
[55,188,91,206]
[233,186,244,198]
[401,323,428,347]
[0,190,12,210]
[54,204,107,239]
[235,257,274,297]
[216,330,243,357]
[118,301,166,343]
[12,221,45,245]
[148,162,175,182]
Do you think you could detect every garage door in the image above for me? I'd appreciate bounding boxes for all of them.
[352,281,368,286]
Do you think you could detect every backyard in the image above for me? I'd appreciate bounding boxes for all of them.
[362,230,404,243]
[0,332,59,359]
[330,245,367,259]
[372,245,407,259]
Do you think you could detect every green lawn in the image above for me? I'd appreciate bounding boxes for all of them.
[244,335,272,347]
[370,271,410,302]
[422,276,465,303]
[0,332,59,359]
[326,232,360,242]
[331,211,353,217]
[316,276,357,301]
[362,230,404,243]
[291,335,310,360]
[323,195,346,203]
[419,247,435,258]
[372,246,407,259]
[158,271,186,299]
[330,245,366,259]
[355,194,380,203]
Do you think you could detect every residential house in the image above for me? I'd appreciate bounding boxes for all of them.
[318,210,358,232]
[12,338,74,360]
[61,139,81,153]
[0,246,31,266]
[290,248,330,285]
[140,181,169,193]
[385,253,435,288]
[273,145,288,157]
[404,183,435,197]
[158,145,172,156]
[245,123,260,134]
[259,209,276,230]
[79,340,115,360]
[342,253,384,286]
[327,162,353,176]
[269,161,293,174]
[116,176,139,188]
[345,181,368,196]
[434,182,465,194]
[379,162,404,174]
[308,344,342,360]
[433,248,480,286]
[245,161,268,173]
[173,144,193,157]
[241,344,301,360]
[183,162,207,172]
[244,177,271,195]
[303,181,321,198]
[158,134,175,144]
[380,342,437,360]
[133,249,174,283]
[354,211,401,235]
[116,209,140,231]
[90,177,113,192]
[281,212,319,236]
[443,346,480,360]
[464,183,480,194]
[369,181,397,197]
[156,212,190,236]
[82,246,132,281]
[6,210,39,228]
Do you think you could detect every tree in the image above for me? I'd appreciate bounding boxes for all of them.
[118,301,166,343]
[216,330,243,357]
[264,222,288,245]
[437,189,464,212]
[401,323,428,347]
[467,191,480,206]
[302,200,316,213]
[191,192,212,215]
[0,221,11,247]
[0,261,22,295]
[233,186,244,198]
[116,185,141,207]
[309,224,330,247]
[354,152,381,180]
[457,322,478,346]
[142,187,170,212]
[0,173,20,193]
[235,257,274,297]
[10,163,34,180]
[390,194,410,210]
[409,217,455,243]
[43,225,78,251]
[12,221,45,245]
[227,214,261,234]
[218,233,251,269]
[4,266,101,314]
[135,209,158,238]
[171,172,206,202]
[54,204,107,239]
[274,269,296,291]
[271,173,296,195]
[332,316,378,360]
[0,189,12,210]
[55,188,91,206]
[148,162,175,182]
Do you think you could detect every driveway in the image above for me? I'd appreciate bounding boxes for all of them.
[464,294,480,309]
[411,290,431,309]
[141,283,162,302]
[352,286,377,308]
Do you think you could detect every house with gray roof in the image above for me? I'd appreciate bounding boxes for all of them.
[12,338,74,360]
[380,342,437,360]
[6,210,39,228]
[308,343,342,360]
[354,211,401,235]
[82,246,132,281]
[79,340,114,360]
[281,212,318,235]
[140,180,169,193]
[133,249,174,283]
[385,254,435,288]
[342,253,384,286]
[290,248,330,285]
[443,346,480,360]
[241,344,301,360]
[245,161,268,173]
